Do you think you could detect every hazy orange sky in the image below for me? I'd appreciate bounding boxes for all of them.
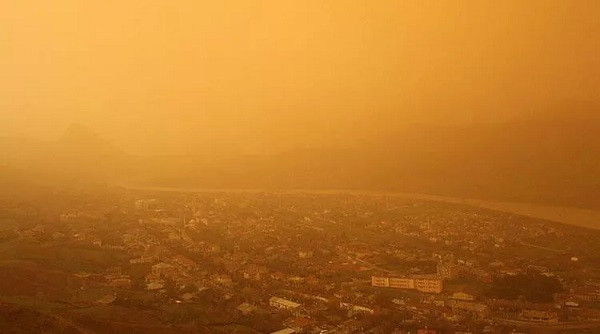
[1,1,599,154]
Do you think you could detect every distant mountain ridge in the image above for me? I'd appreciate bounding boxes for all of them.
[0,124,128,187]
[59,123,125,158]
[1,116,600,208]
[128,117,600,208]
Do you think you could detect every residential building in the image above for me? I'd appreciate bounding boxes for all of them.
[520,310,559,323]
[414,277,443,294]
[270,297,301,313]
[391,277,416,289]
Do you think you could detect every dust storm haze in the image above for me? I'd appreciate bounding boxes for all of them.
[1,0,600,206]
[5,2,600,333]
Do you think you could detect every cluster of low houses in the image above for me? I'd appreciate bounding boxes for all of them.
[32,195,600,333]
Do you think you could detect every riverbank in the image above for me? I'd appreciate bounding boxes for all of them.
[121,186,600,230]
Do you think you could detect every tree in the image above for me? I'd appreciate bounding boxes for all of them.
[486,272,563,302]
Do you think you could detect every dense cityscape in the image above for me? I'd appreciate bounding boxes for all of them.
[4,1,600,333]
[1,188,599,333]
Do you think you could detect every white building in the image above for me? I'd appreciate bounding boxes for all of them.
[451,292,476,301]
[371,275,442,293]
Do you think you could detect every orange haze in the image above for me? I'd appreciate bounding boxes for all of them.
[1,0,599,155]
